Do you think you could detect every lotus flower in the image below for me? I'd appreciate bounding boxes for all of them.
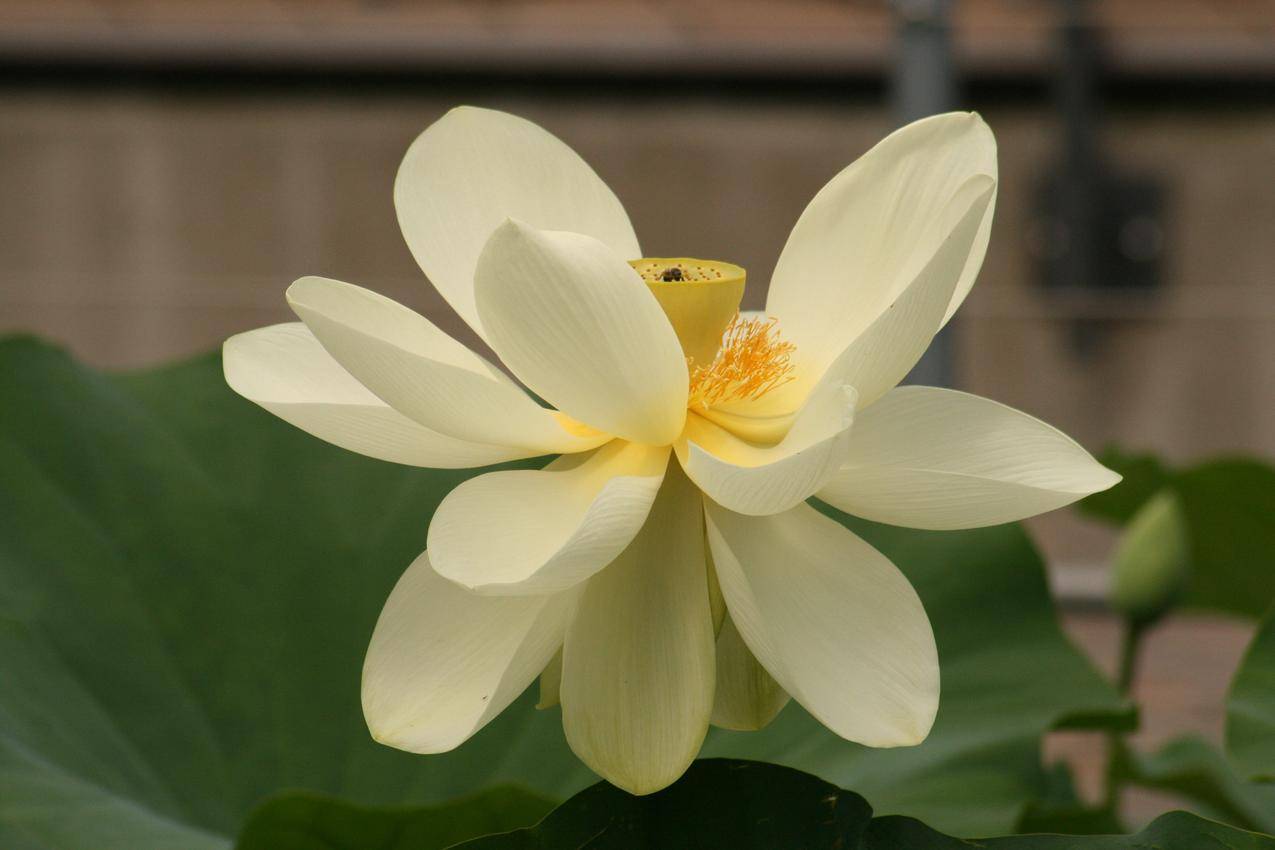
[223,106,1119,794]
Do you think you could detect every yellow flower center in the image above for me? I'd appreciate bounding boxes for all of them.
[631,257,796,411]
[687,314,796,411]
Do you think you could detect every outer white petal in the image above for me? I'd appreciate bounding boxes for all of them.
[711,613,789,731]
[675,382,858,517]
[766,112,997,362]
[428,442,669,596]
[362,550,576,753]
[475,220,688,446]
[287,276,608,454]
[222,323,533,468]
[395,106,640,339]
[561,465,714,795]
[800,178,994,408]
[818,386,1122,530]
[705,499,938,747]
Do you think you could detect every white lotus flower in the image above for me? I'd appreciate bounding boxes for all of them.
[223,106,1119,795]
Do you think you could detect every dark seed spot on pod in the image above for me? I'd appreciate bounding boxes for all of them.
[661,267,684,282]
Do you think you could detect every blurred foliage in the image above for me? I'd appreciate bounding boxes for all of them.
[1080,449,1275,619]
[1014,763,1123,834]
[1227,608,1275,783]
[1120,736,1275,833]
[1081,445,1275,823]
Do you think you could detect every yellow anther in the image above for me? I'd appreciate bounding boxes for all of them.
[688,313,796,410]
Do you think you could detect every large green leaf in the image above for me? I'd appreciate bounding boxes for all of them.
[455,759,1275,849]
[1227,608,1275,782]
[1078,450,1275,619]
[235,788,555,850]
[0,337,1125,846]
[1173,461,1275,619]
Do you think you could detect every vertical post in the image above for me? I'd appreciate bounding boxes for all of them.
[892,0,957,387]
[1055,0,1101,293]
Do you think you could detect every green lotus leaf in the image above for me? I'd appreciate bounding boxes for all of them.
[452,759,1274,850]
[1227,609,1275,783]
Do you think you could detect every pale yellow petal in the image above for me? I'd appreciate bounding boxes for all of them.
[766,112,996,364]
[710,613,789,731]
[819,386,1121,529]
[287,276,608,454]
[362,551,576,753]
[395,106,639,339]
[560,465,714,795]
[222,323,533,468]
[706,500,938,747]
[475,220,688,446]
[794,177,994,408]
[429,442,669,596]
[676,382,858,517]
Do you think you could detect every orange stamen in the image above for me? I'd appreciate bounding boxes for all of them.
[688,314,796,410]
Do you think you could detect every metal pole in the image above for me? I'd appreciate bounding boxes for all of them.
[892,0,957,388]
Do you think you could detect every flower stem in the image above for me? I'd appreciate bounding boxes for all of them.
[1102,617,1147,815]
[1115,618,1146,697]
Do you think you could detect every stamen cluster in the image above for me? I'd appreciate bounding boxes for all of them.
[688,314,796,410]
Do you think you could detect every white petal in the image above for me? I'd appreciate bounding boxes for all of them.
[560,465,714,795]
[429,442,669,596]
[676,382,858,516]
[711,613,789,731]
[800,177,994,408]
[475,220,688,445]
[362,550,576,753]
[818,386,1122,530]
[766,112,997,364]
[287,276,608,454]
[705,500,938,747]
[223,323,532,468]
[395,106,640,339]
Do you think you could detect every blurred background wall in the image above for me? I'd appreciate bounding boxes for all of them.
[2,0,1273,564]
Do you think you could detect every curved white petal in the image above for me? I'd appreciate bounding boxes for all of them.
[223,323,532,468]
[676,382,858,517]
[711,613,789,731]
[818,386,1122,530]
[766,112,997,364]
[705,500,938,748]
[561,465,714,795]
[395,106,640,339]
[287,276,608,454]
[429,441,669,596]
[475,220,688,445]
[362,550,576,753]
[800,177,994,408]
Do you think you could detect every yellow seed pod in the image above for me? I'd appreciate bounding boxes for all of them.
[631,258,746,369]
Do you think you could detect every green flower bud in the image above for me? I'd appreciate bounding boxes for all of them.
[1109,489,1190,624]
